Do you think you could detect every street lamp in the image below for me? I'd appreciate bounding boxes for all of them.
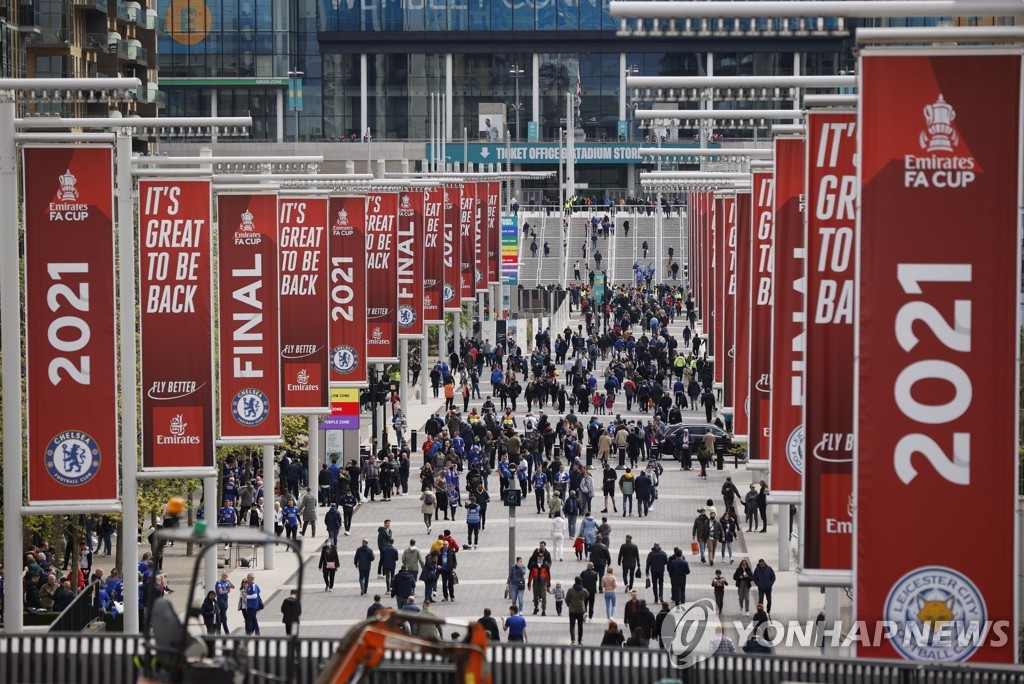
[288,69,304,143]
[509,64,525,142]
[624,64,639,142]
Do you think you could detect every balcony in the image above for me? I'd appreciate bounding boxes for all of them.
[84,32,107,50]
[73,0,109,14]
[138,11,164,32]
[137,84,165,107]
[126,44,147,66]
[115,1,136,23]
[30,29,71,45]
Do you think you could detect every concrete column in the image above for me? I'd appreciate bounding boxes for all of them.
[262,444,276,570]
[619,52,627,121]
[276,89,284,142]
[824,588,841,656]
[203,476,219,591]
[308,415,320,480]
[376,363,386,450]
[626,164,636,196]
[453,310,461,356]
[211,88,218,143]
[360,53,368,136]
[777,506,790,571]
[532,53,540,133]
[797,585,810,622]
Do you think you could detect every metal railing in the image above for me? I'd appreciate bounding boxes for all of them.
[1,635,1022,684]
[73,0,109,12]
[47,580,103,633]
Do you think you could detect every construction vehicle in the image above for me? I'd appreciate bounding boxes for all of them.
[135,500,491,684]
[315,610,492,684]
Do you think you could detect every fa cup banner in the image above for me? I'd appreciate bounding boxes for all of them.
[24,146,119,504]
[804,110,856,571]
[366,192,399,362]
[855,50,1021,664]
[279,197,330,412]
[422,188,445,324]
[443,185,463,312]
[216,193,282,442]
[460,183,476,302]
[139,179,214,470]
[474,181,487,294]
[748,172,775,460]
[487,181,501,285]
[328,196,368,386]
[397,190,425,338]
[769,138,806,495]
[721,196,736,408]
[731,192,752,439]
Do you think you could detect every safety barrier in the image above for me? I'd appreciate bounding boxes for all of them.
[1,635,1022,684]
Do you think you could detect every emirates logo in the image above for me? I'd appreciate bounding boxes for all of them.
[169,414,188,437]
[372,326,383,340]
[57,169,79,202]
[296,368,309,385]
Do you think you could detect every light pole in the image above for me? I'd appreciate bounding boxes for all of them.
[288,69,304,142]
[623,64,639,142]
[509,64,524,142]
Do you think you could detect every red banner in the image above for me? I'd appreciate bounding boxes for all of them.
[856,51,1021,663]
[328,196,368,386]
[278,197,329,412]
[24,146,118,503]
[713,194,725,388]
[444,185,462,312]
[769,138,806,494]
[474,181,487,293]
[722,196,736,408]
[397,190,425,338]
[732,192,751,437]
[366,192,399,361]
[460,183,475,302]
[487,182,501,285]
[748,172,775,459]
[217,193,282,441]
[701,193,711,333]
[803,110,856,570]
[423,188,445,323]
[139,179,214,470]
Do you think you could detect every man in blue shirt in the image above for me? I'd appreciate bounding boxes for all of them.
[531,468,548,514]
[503,605,528,642]
[214,571,234,634]
[282,500,300,539]
[219,500,237,528]
[244,573,262,635]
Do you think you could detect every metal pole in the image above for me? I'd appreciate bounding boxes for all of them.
[420,336,429,405]
[203,476,219,591]
[429,93,435,174]
[514,69,521,143]
[400,338,409,418]
[377,363,386,450]
[308,414,320,491]
[508,505,517,573]
[117,130,141,633]
[1,94,23,632]
[263,444,276,570]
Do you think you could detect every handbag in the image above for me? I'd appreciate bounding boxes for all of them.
[645,577,652,589]
[325,561,337,570]
[256,595,265,611]
[516,579,526,591]
[691,542,700,555]
[453,572,460,585]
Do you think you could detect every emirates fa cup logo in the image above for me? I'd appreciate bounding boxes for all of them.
[401,194,411,210]
[920,95,959,153]
[336,209,349,226]
[239,209,255,232]
[57,169,79,202]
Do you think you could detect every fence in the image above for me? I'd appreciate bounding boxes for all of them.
[2,635,1022,684]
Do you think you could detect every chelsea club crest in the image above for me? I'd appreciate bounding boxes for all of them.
[231,389,270,427]
[46,431,101,486]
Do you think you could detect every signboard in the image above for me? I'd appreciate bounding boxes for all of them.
[748,171,775,460]
[422,188,445,324]
[474,181,487,294]
[501,215,519,285]
[24,146,119,504]
[279,197,330,413]
[732,192,751,439]
[528,121,539,143]
[769,138,806,494]
[328,196,368,386]
[216,193,282,442]
[855,50,1021,664]
[722,196,736,408]
[460,183,476,302]
[139,179,214,470]
[327,387,360,429]
[804,110,856,570]
[366,192,399,362]
[443,185,463,312]
[593,271,605,303]
[397,190,425,338]
[424,141,711,166]
[487,182,501,286]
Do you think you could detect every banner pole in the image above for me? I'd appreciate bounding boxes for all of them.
[204,475,219,590]
[0,95,24,633]
[308,414,320,496]
[400,339,409,419]
[117,130,141,634]
[263,444,276,570]
[420,335,429,405]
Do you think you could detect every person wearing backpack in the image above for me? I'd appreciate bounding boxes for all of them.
[562,491,580,538]
[420,486,437,533]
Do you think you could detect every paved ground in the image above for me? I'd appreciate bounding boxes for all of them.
[146,303,849,653]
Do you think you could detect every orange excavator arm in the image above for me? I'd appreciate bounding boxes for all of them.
[315,610,492,684]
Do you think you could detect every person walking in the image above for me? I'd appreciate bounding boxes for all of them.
[376,519,393,578]
[753,559,776,614]
[503,605,528,643]
[201,591,218,635]
[338,487,357,536]
[381,538,399,595]
[706,512,724,566]
[529,560,551,616]
[601,462,618,513]
[354,538,375,596]
[507,557,528,611]
[550,512,568,562]
[720,512,738,563]
[645,543,669,604]
[300,487,318,537]
[744,484,759,532]
[465,496,482,548]
[618,468,635,517]
[242,574,262,636]
[756,480,770,532]
[280,589,301,635]
[667,547,690,606]
[733,559,754,615]
[566,577,589,645]
[617,534,641,591]
[711,569,729,616]
[439,540,458,602]
[324,503,342,547]
[214,571,234,635]
[420,486,437,532]
[601,567,618,618]
[282,498,300,540]
[601,620,625,646]
[691,509,711,564]
[421,551,439,602]
[319,542,340,591]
